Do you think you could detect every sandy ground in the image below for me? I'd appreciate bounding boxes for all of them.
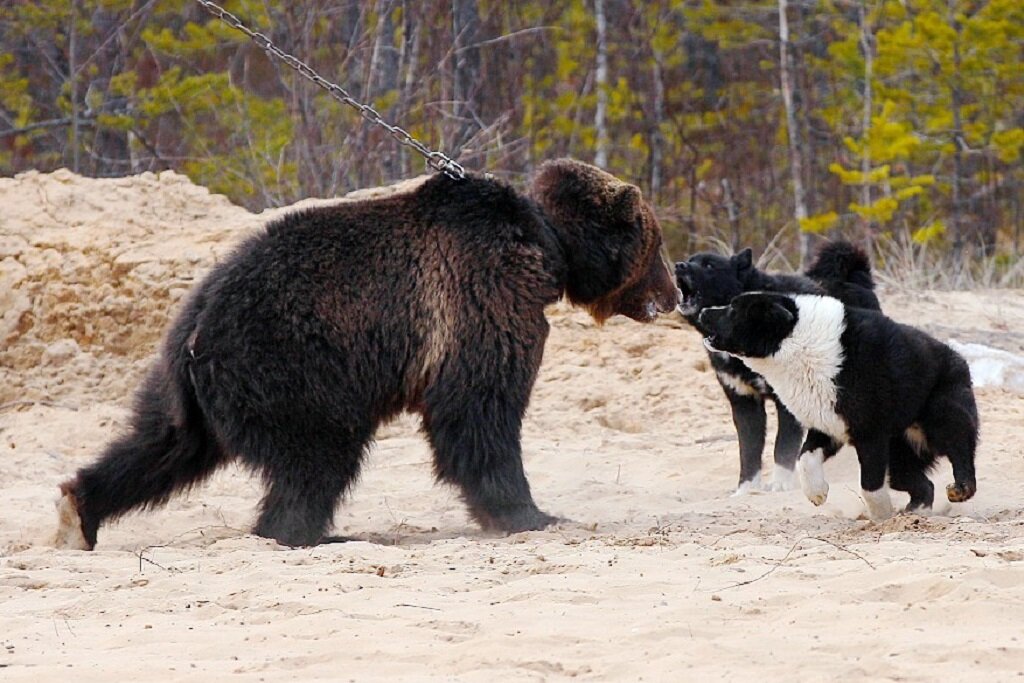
[2,170,1024,682]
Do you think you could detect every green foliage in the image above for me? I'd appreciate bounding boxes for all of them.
[0,0,1020,270]
[799,212,839,234]
[912,220,946,245]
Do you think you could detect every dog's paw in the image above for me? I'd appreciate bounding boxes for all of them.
[797,450,829,505]
[946,481,977,503]
[862,487,894,522]
[731,473,763,497]
[767,464,799,492]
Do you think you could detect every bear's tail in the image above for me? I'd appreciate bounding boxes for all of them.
[55,303,227,550]
[804,240,880,310]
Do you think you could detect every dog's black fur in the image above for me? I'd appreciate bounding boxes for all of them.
[699,292,978,513]
[674,242,880,490]
[57,159,680,549]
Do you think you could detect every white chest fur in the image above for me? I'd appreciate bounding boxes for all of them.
[741,295,849,442]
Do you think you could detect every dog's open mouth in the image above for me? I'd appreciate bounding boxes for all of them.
[675,278,700,317]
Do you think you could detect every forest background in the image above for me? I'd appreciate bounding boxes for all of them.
[2,0,1022,282]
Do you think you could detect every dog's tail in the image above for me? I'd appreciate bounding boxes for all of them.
[54,293,228,550]
[804,240,880,310]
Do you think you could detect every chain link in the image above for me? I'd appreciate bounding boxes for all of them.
[194,0,466,180]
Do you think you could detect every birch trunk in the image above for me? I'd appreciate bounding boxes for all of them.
[778,0,810,266]
[593,0,609,168]
[859,1,875,251]
[649,54,665,204]
[949,0,965,270]
[452,0,481,161]
[69,0,80,174]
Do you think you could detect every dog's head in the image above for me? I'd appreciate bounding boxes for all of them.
[674,248,755,329]
[531,158,680,323]
[698,292,798,359]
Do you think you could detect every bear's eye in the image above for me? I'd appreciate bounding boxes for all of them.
[703,261,714,269]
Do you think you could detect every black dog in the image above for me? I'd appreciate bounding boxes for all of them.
[699,292,978,520]
[675,242,880,494]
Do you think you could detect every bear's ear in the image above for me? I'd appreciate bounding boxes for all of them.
[612,184,643,227]
[733,247,753,272]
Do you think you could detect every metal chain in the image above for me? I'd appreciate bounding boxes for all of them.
[194,0,466,180]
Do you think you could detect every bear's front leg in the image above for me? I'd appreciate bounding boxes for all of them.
[422,385,558,534]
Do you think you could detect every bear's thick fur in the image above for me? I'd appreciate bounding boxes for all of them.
[55,159,679,549]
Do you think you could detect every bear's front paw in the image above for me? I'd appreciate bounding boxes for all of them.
[477,504,560,534]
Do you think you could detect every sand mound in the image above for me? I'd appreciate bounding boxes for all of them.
[0,169,424,404]
[2,170,1024,680]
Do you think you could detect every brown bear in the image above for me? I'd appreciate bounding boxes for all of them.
[54,158,680,549]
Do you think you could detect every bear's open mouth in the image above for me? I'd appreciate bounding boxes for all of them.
[644,300,658,320]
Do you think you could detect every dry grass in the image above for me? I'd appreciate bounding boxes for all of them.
[673,229,1024,292]
[873,235,1024,291]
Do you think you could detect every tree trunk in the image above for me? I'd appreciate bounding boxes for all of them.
[593,0,609,168]
[949,2,965,270]
[778,0,810,265]
[722,178,741,252]
[68,0,80,174]
[399,0,422,177]
[87,4,131,177]
[376,3,400,179]
[858,0,875,253]
[452,0,481,162]
[649,53,665,204]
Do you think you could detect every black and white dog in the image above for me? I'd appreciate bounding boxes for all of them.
[698,292,979,520]
[675,242,880,494]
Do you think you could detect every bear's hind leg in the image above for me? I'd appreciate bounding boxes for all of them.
[58,365,226,549]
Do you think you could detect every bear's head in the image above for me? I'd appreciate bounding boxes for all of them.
[530,158,680,323]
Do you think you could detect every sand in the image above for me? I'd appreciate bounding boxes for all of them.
[2,169,1024,682]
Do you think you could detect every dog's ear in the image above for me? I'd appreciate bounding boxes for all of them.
[768,300,795,325]
[733,248,753,272]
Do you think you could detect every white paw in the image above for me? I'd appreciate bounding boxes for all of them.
[731,472,763,497]
[862,487,894,522]
[797,450,829,506]
[768,464,799,492]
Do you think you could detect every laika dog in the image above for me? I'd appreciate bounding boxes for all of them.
[699,292,978,520]
[675,242,879,493]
